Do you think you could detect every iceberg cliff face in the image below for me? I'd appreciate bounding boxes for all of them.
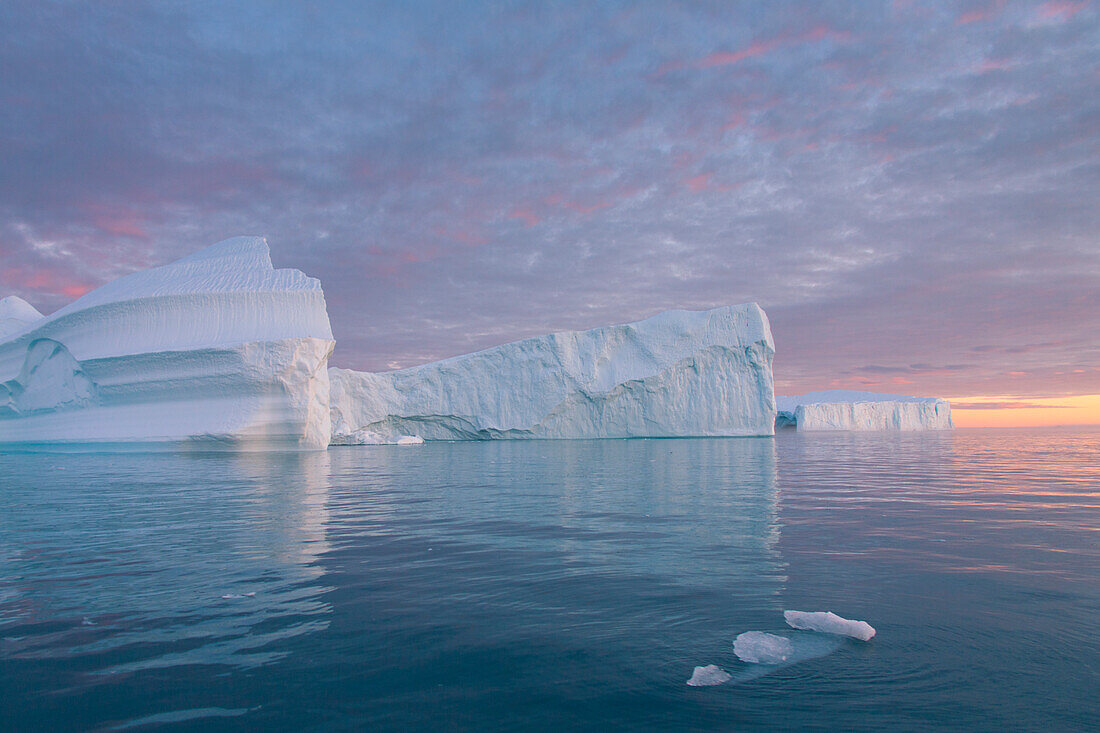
[0,237,335,450]
[330,304,776,441]
[776,390,953,431]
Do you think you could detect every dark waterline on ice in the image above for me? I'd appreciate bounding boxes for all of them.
[1,428,1098,731]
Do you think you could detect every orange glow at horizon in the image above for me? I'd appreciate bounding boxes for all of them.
[948,394,1100,427]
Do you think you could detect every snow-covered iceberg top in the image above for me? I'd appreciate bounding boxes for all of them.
[330,303,777,441]
[4,236,332,364]
[0,237,334,450]
[776,390,953,431]
[0,295,44,339]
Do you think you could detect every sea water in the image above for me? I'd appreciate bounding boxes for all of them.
[1,429,1097,731]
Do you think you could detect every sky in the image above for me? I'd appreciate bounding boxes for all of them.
[1,1,1097,425]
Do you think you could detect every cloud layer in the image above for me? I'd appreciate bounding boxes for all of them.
[1,1,1097,398]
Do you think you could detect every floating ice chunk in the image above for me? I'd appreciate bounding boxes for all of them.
[394,435,425,445]
[686,664,731,686]
[220,592,256,600]
[783,610,876,641]
[733,631,794,664]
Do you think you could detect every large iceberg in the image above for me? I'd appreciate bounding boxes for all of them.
[0,237,335,449]
[775,390,953,431]
[329,304,777,442]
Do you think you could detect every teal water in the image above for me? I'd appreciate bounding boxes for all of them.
[1,429,1097,731]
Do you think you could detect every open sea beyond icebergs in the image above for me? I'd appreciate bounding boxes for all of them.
[1,428,1098,731]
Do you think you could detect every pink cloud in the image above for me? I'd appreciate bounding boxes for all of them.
[563,199,612,214]
[696,38,785,68]
[91,213,148,239]
[658,24,851,76]
[957,8,991,24]
[956,0,1007,24]
[433,226,489,247]
[976,57,1016,73]
[683,173,712,192]
[1037,0,1089,19]
[61,284,92,298]
[724,111,747,130]
[509,207,540,227]
[1,264,94,302]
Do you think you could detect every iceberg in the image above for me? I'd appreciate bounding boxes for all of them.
[329,304,777,441]
[733,631,794,664]
[686,664,732,687]
[775,390,953,431]
[783,610,876,641]
[0,237,335,450]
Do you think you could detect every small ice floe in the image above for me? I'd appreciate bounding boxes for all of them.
[220,592,256,600]
[733,631,793,664]
[82,617,96,626]
[783,610,876,641]
[686,664,731,687]
[394,435,425,445]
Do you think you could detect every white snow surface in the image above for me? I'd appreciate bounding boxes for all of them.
[733,631,794,664]
[0,237,335,449]
[783,610,876,641]
[776,390,953,431]
[0,296,44,339]
[686,665,732,687]
[330,304,776,441]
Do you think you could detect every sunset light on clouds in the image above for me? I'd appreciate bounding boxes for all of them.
[1,1,1097,426]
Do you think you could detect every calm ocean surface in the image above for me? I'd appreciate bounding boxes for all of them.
[1,428,1098,732]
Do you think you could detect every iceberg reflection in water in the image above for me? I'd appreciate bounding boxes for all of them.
[4,429,1096,731]
[0,452,335,675]
[2,438,787,729]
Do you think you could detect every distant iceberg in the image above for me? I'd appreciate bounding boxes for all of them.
[0,237,335,449]
[330,304,777,441]
[775,390,952,431]
[784,610,876,641]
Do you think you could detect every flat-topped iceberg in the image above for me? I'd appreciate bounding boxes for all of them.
[0,237,335,449]
[329,304,777,441]
[776,390,952,431]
